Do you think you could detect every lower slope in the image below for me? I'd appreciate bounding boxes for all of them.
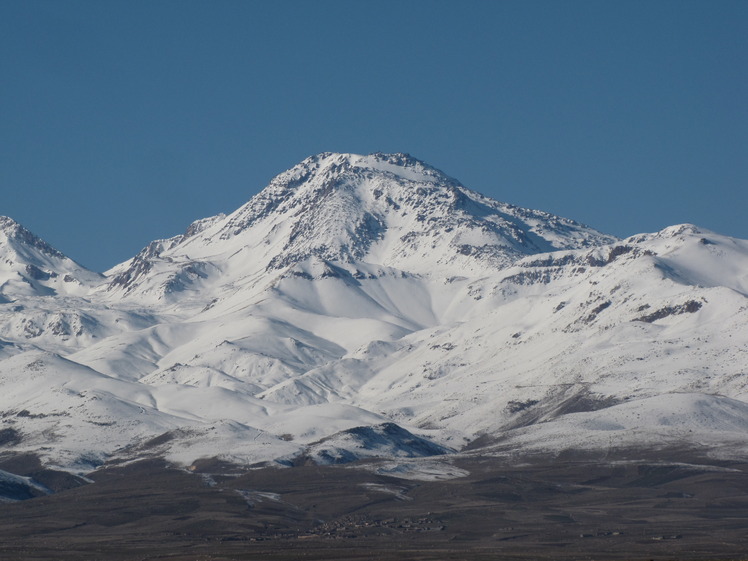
[0,225,746,475]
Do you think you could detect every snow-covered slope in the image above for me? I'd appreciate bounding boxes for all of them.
[100,152,615,307]
[1,153,746,475]
[0,217,154,357]
[0,216,101,299]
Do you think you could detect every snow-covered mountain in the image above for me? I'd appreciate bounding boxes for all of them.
[100,152,614,305]
[1,153,747,479]
[0,216,101,299]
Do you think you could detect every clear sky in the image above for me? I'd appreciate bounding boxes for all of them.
[1,0,746,272]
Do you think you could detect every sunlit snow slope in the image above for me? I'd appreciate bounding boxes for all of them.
[1,153,746,473]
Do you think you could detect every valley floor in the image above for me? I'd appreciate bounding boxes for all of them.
[1,449,748,560]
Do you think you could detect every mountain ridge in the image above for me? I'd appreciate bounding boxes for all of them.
[0,153,746,481]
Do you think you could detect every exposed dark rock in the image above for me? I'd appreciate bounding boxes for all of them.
[24,264,53,281]
[0,428,22,447]
[507,399,539,413]
[583,300,612,324]
[303,423,451,465]
[634,300,703,323]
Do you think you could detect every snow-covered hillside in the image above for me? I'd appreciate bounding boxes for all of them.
[1,153,746,475]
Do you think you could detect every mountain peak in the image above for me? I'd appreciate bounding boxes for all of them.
[0,216,102,300]
[103,154,617,300]
[0,215,20,231]
[277,152,461,192]
[0,216,66,261]
[218,152,615,272]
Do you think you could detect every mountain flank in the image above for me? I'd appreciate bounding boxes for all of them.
[0,152,746,482]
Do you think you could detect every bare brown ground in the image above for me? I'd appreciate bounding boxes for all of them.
[1,448,748,561]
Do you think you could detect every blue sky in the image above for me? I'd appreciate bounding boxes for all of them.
[1,0,746,271]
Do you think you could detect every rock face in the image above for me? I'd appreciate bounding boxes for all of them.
[1,153,747,477]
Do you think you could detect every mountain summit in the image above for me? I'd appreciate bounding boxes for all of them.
[104,153,615,301]
[0,153,747,480]
[0,216,101,300]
